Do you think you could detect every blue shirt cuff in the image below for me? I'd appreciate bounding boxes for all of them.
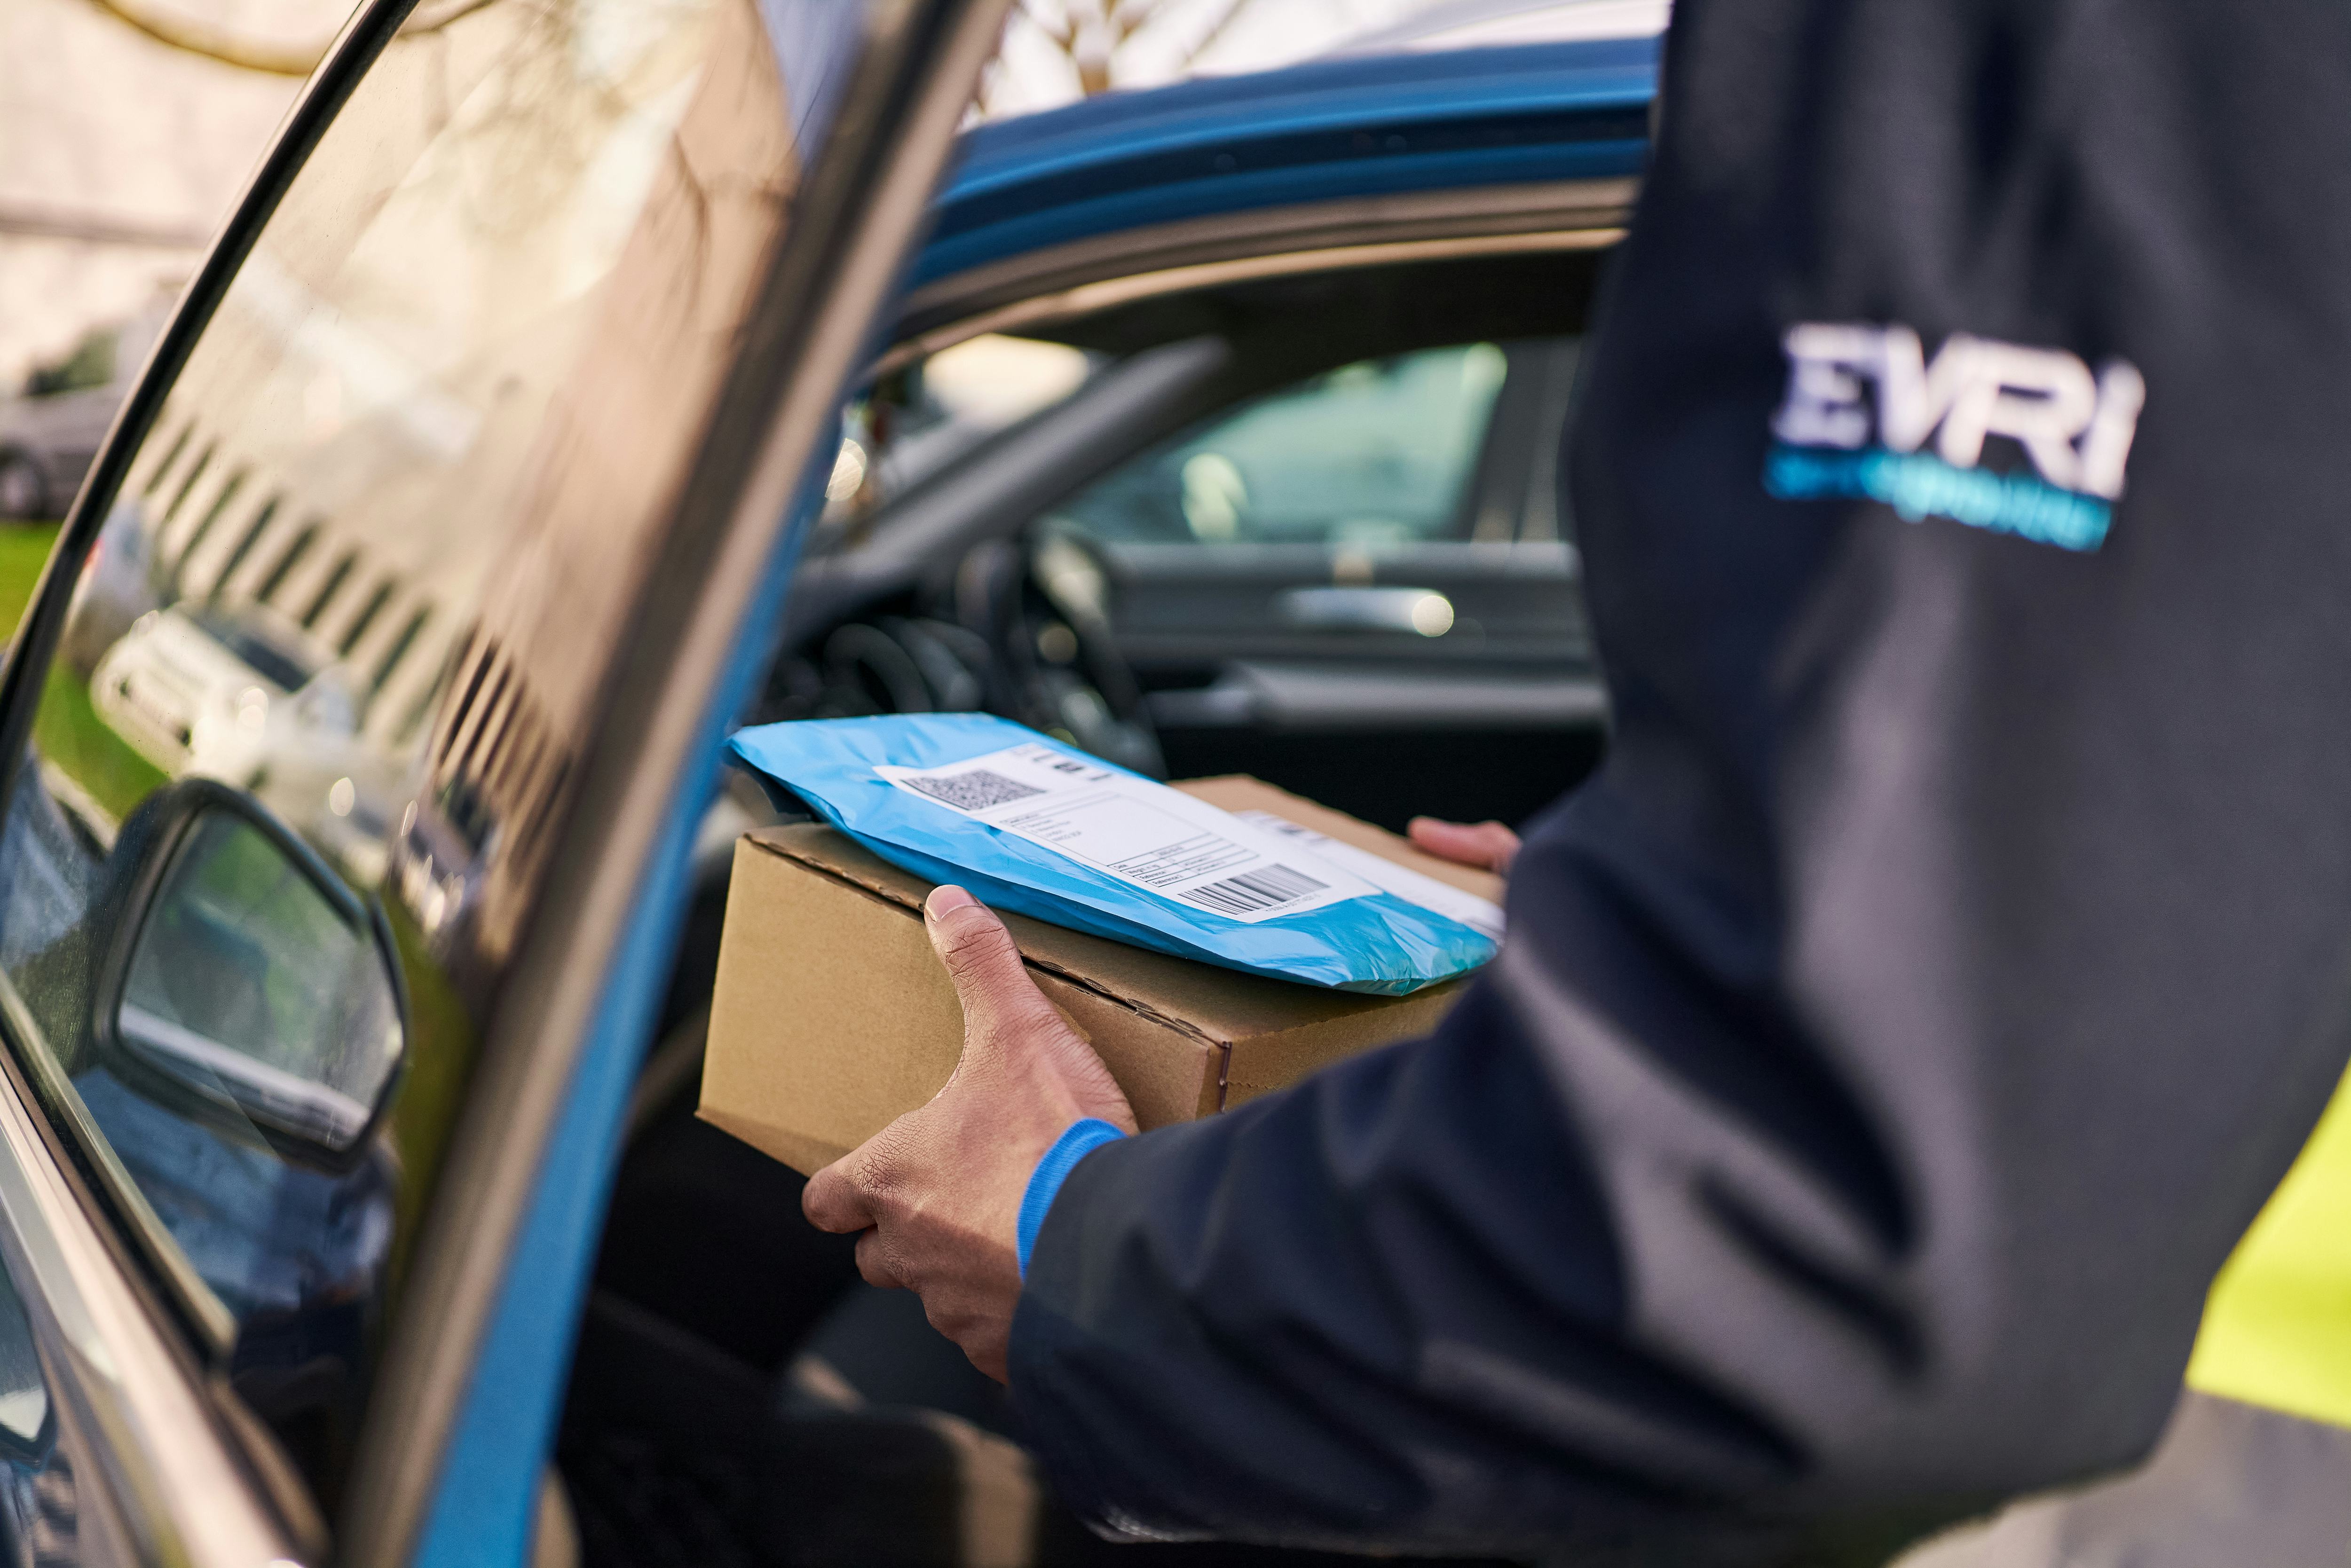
[1017,1118,1128,1277]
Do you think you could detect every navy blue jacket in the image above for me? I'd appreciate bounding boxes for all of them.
[1010,0,2351,1557]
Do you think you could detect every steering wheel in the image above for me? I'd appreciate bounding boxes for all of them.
[948,526,1164,777]
[770,527,1165,779]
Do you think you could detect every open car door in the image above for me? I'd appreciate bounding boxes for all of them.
[0,0,1010,1563]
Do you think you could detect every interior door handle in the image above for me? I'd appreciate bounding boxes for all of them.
[1275,586,1455,637]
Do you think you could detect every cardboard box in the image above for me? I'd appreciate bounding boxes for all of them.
[698,776,1502,1176]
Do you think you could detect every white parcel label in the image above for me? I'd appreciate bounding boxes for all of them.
[1233,809,1506,941]
[875,745,1375,924]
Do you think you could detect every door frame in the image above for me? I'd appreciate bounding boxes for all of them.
[330,2,1018,1563]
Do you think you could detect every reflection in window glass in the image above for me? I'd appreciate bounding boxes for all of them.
[0,1262,46,1456]
[0,0,844,1476]
[121,813,400,1141]
[821,334,1097,538]
[1060,341,1509,547]
[925,333,1095,425]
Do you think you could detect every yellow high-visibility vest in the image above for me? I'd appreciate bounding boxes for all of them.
[2186,1061,2351,1427]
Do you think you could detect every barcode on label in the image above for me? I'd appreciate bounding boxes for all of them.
[902,769,1045,812]
[1182,863,1327,916]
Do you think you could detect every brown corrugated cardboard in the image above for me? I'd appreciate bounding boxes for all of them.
[698,776,1502,1176]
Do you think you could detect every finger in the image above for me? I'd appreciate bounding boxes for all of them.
[803,1156,879,1235]
[1408,817,1521,873]
[926,886,1059,1045]
[1407,816,1475,862]
[853,1227,906,1290]
[923,1296,1012,1385]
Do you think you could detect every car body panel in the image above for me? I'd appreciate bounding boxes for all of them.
[915,38,1655,292]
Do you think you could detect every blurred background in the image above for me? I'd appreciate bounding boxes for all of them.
[0,0,1655,617]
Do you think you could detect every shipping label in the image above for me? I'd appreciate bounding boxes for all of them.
[875,744,1375,924]
[1232,810,1505,939]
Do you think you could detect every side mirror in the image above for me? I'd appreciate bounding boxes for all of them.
[93,780,406,1169]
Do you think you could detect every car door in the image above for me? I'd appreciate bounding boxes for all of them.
[1054,332,1607,829]
[0,0,1003,1561]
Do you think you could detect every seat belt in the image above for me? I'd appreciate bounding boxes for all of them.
[2187,1060,2351,1427]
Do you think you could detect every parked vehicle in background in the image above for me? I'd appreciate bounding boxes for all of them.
[93,605,325,777]
[0,297,171,520]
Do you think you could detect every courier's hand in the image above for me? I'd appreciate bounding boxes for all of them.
[1407,816,1521,875]
[802,885,1135,1382]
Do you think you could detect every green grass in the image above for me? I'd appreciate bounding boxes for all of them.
[0,522,168,825]
[0,523,59,641]
[33,662,169,826]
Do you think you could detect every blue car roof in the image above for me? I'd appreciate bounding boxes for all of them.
[914,36,1659,290]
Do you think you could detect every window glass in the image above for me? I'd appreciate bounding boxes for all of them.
[0,0,845,1481]
[819,333,1096,541]
[120,811,402,1141]
[1059,341,1508,547]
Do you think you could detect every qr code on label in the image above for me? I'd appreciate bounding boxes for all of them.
[902,769,1045,812]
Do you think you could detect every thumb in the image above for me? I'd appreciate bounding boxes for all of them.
[925,885,1138,1134]
[926,886,1059,1049]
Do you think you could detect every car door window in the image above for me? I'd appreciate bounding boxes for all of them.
[0,0,820,1493]
[1060,341,1508,547]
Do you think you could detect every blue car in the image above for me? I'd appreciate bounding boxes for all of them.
[0,4,1653,1564]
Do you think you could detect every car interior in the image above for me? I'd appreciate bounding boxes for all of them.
[555,244,1614,1568]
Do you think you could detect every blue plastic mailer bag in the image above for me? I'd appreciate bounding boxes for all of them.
[726,713,1499,994]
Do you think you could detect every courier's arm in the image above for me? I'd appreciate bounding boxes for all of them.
[1006,0,2351,1556]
